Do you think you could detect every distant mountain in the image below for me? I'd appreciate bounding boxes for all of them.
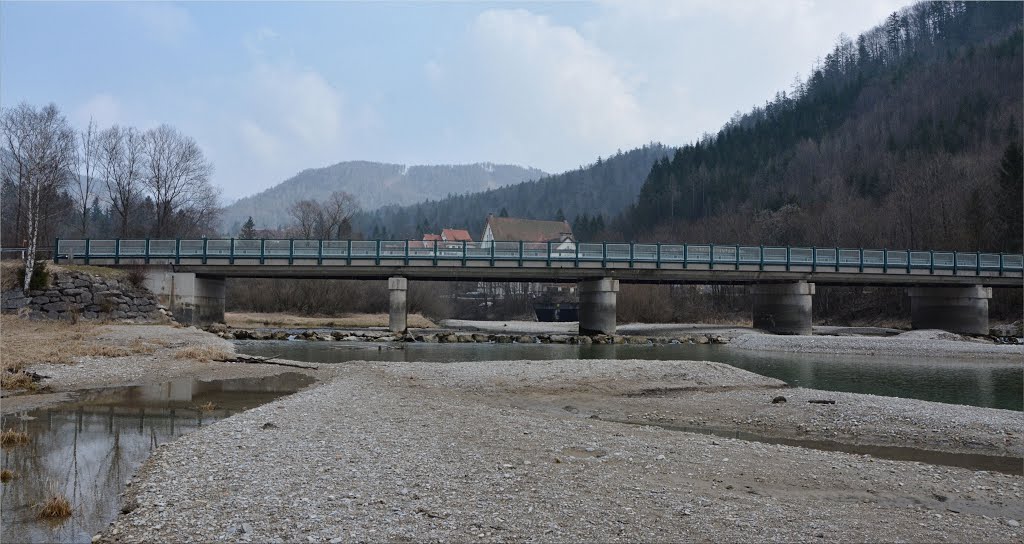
[221,161,547,234]
[359,144,672,241]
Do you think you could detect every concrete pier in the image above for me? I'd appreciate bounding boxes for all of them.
[388,276,408,334]
[579,278,618,335]
[143,271,225,326]
[750,282,815,335]
[908,285,991,335]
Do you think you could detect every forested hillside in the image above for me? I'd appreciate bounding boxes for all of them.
[358,144,671,240]
[628,1,1022,253]
[221,161,546,234]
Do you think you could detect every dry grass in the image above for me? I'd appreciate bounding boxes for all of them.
[1,428,30,448]
[1,468,13,483]
[51,264,127,281]
[174,345,233,362]
[1,370,39,391]
[225,311,437,329]
[36,485,73,520]
[197,401,217,412]
[0,316,100,372]
[0,261,22,291]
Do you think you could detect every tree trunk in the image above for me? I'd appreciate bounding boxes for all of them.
[22,187,38,291]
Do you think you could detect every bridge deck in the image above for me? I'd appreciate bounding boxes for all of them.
[55,239,1024,287]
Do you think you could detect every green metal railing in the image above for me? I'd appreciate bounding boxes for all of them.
[54,238,1024,276]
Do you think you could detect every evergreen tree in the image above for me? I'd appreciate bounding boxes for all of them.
[555,208,565,222]
[239,216,257,239]
[997,142,1023,252]
[499,207,509,218]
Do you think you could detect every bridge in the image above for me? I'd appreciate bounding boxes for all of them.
[55,238,1024,336]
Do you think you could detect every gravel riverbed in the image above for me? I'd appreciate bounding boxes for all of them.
[730,329,1023,359]
[102,359,1023,543]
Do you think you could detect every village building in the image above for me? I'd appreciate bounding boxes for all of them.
[480,214,576,253]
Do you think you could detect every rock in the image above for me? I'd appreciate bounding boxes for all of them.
[1007,519,1020,528]
[471,334,489,343]
[772,396,787,404]
[42,301,68,312]
[697,336,710,344]
[516,335,534,344]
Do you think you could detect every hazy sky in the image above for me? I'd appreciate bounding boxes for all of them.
[2,1,907,201]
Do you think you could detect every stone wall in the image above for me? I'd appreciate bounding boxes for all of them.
[1,269,171,322]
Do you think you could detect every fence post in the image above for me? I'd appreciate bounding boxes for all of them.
[601,242,607,268]
[260,239,266,265]
[433,240,438,266]
[230,238,235,265]
[346,240,352,266]
[404,240,409,266]
[928,250,933,274]
[858,248,863,273]
[735,244,740,270]
[976,250,981,275]
[462,240,467,266]
[145,238,151,265]
[53,237,60,264]
[317,240,323,265]
[519,241,524,267]
[202,238,208,265]
[375,240,380,266]
[835,247,839,272]
[629,242,634,268]
[656,242,662,269]
[785,246,790,272]
[953,251,958,275]
[811,246,817,272]
[683,243,688,269]
[883,249,888,273]
[175,239,181,265]
[546,241,551,267]
[906,250,911,274]
[114,239,120,265]
[759,245,764,271]
[574,240,579,268]
[85,239,91,265]
[999,253,1004,276]
[490,240,495,267]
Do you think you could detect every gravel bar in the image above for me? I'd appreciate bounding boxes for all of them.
[730,329,1023,359]
[103,359,1022,543]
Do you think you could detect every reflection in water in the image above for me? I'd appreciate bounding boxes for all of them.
[236,340,1023,411]
[0,373,314,544]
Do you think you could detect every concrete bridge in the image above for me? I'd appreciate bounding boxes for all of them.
[55,239,1024,336]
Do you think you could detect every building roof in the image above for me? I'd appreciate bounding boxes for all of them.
[442,228,473,242]
[485,215,574,243]
[422,234,442,241]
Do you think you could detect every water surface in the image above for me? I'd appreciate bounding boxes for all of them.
[0,373,315,544]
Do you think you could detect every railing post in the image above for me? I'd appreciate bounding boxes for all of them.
[260,239,266,265]
[433,240,438,266]
[545,241,551,267]
[975,250,981,275]
[759,245,764,271]
[906,250,911,274]
[114,239,120,265]
[317,240,323,266]
[145,238,151,265]
[683,243,688,269]
[656,242,662,269]
[882,249,888,273]
[785,246,790,272]
[202,238,208,265]
[999,253,1004,276]
[229,238,235,265]
[735,243,739,270]
[375,240,380,266]
[811,246,816,272]
[928,250,933,274]
[53,237,60,264]
[574,240,579,268]
[404,240,409,266]
[629,242,634,268]
[346,240,352,266]
[85,239,91,265]
[601,242,607,268]
[519,241,524,267]
[835,246,840,272]
[710,243,715,270]
[490,240,495,267]
[953,251,957,275]
[858,248,863,273]
[175,239,181,265]
[461,240,467,266]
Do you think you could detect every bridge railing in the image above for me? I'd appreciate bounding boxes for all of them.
[53,238,1024,276]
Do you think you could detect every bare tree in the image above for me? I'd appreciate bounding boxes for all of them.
[288,200,320,239]
[71,118,98,236]
[0,103,77,290]
[97,125,145,236]
[142,124,216,237]
[320,191,359,239]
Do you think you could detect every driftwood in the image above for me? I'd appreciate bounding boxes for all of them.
[226,354,318,370]
[807,399,836,405]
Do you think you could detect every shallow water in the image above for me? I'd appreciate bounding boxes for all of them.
[235,340,1023,411]
[0,372,315,544]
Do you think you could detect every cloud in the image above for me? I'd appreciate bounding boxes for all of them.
[238,119,280,160]
[246,61,345,150]
[123,3,195,45]
[75,93,123,128]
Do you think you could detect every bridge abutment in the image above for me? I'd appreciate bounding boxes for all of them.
[908,285,991,335]
[143,270,225,326]
[579,278,618,335]
[389,277,408,334]
[750,281,815,335]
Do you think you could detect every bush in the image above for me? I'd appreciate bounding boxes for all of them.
[16,261,49,291]
[125,265,147,288]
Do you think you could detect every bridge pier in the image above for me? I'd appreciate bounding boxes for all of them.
[388,277,408,334]
[908,285,991,335]
[750,282,814,335]
[143,270,225,326]
[579,278,618,335]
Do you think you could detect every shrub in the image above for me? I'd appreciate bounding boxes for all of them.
[0,428,30,447]
[0,469,13,483]
[125,265,147,288]
[36,486,72,520]
[16,261,50,291]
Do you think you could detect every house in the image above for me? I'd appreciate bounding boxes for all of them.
[441,228,473,243]
[481,214,575,252]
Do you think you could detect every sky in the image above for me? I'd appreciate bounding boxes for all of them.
[2,0,908,202]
